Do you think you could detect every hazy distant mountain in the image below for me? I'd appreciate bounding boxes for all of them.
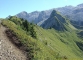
[16,11,40,22]
[77,3,83,8]
[16,10,52,24]
[16,3,83,27]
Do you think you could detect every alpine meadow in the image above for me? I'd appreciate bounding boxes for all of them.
[0,1,83,60]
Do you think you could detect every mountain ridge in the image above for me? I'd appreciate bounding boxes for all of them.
[16,3,83,27]
[1,16,83,60]
[41,10,69,31]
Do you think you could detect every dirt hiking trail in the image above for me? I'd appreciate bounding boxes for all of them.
[0,22,27,60]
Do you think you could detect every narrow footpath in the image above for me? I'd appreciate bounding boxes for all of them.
[0,21,27,60]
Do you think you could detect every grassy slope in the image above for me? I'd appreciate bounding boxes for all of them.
[35,25,83,60]
[2,19,83,60]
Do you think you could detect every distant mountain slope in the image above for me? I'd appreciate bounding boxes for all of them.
[16,3,83,27]
[41,10,76,31]
[16,11,40,22]
[41,10,67,31]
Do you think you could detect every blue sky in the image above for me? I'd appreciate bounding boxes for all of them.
[0,0,83,18]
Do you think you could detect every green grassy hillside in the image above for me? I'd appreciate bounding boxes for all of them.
[1,16,83,60]
[35,26,83,60]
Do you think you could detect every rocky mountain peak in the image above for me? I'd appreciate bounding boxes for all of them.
[77,3,83,8]
[50,10,66,23]
[20,11,28,16]
[50,10,57,17]
[41,10,67,31]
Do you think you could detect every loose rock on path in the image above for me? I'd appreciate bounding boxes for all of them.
[0,23,27,60]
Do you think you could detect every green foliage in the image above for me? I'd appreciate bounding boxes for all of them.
[7,16,37,38]
[22,20,37,38]
[2,16,83,60]
[8,16,22,25]
[30,26,37,38]
[22,20,30,31]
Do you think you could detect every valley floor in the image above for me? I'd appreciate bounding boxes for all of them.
[0,24,27,60]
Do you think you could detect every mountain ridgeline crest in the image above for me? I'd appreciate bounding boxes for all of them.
[16,3,83,28]
[41,10,67,31]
